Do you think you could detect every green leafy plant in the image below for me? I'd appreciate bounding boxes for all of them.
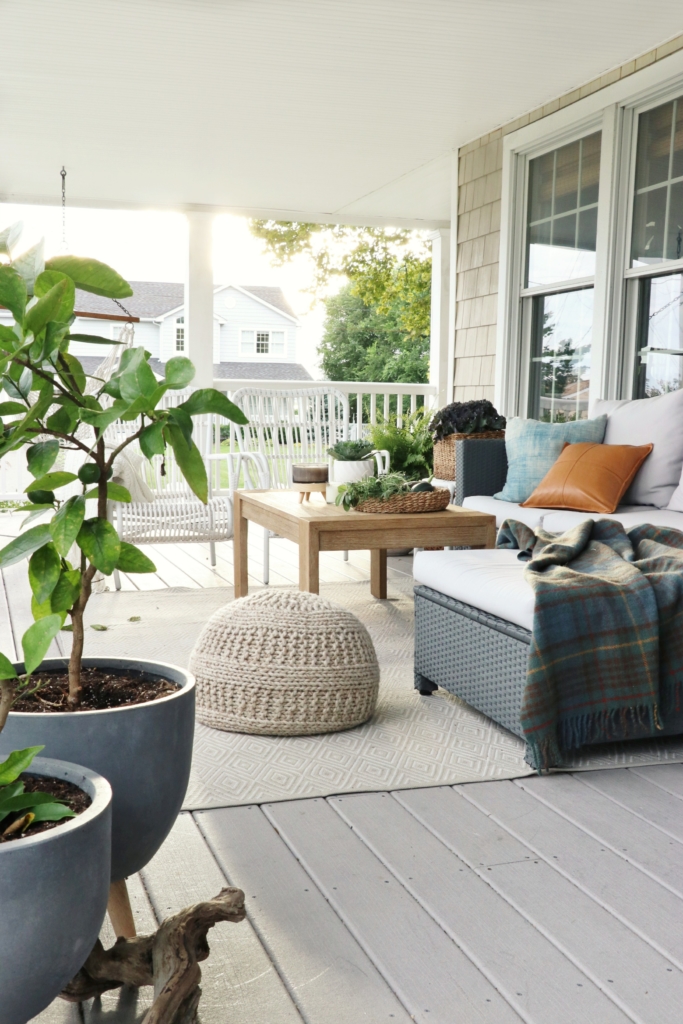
[367,410,433,478]
[0,745,75,838]
[0,222,248,726]
[335,472,412,510]
[429,400,506,441]
[327,440,375,461]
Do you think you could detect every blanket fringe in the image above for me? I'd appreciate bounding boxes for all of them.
[528,703,659,771]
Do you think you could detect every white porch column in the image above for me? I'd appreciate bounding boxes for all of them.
[429,227,451,409]
[185,211,215,389]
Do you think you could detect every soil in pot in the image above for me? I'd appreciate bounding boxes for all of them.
[12,667,178,713]
[0,774,91,844]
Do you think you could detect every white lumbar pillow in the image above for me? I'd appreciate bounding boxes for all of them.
[592,388,683,508]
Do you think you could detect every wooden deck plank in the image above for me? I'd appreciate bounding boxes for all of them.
[140,812,303,1024]
[265,797,524,1024]
[332,791,627,1024]
[627,764,683,799]
[576,769,683,842]
[463,779,683,969]
[398,784,683,1024]
[195,804,413,1024]
[516,774,683,897]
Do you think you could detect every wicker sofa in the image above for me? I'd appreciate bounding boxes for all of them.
[415,389,683,765]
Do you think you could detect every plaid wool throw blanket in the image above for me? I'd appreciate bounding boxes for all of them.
[497,518,683,769]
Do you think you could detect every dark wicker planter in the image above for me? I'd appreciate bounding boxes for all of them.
[433,431,505,481]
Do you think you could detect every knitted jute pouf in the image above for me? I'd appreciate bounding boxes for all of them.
[190,589,380,735]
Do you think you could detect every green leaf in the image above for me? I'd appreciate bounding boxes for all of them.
[50,570,81,614]
[0,524,52,568]
[0,324,20,352]
[31,802,76,823]
[25,278,73,335]
[106,483,132,503]
[166,423,208,503]
[0,265,27,321]
[0,221,23,258]
[117,542,156,573]
[46,402,78,434]
[0,792,64,816]
[13,240,45,296]
[0,401,27,416]
[76,517,121,574]
[0,652,17,680]
[21,615,62,674]
[57,353,86,395]
[31,594,58,621]
[79,398,128,431]
[167,406,193,446]
[164,356,195,389]
[28,542,61,604]
[43,320,70,360]
[118,356,158,402]
[26,471,77,493]
[140,420,166,459]
[45,256,133,299]
[0,746,44,786]
[67,333,123,345]
[180,388,249,425]
[27,440,60,478]
[50,495,86,556]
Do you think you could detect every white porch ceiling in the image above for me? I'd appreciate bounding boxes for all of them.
[3,0,683,227]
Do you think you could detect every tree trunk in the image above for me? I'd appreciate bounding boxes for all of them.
[60,886,246,1024]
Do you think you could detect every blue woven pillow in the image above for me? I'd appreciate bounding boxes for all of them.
[494,416,608,503]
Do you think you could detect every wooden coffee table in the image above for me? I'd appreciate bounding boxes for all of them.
[233,490,496,599]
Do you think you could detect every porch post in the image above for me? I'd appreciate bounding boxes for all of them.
[185,211,215,388]
[429,227,451,409]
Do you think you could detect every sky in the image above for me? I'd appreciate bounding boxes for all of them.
[0,204,332,376]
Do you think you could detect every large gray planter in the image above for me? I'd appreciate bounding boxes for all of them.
[0,658,195,880]
[0,756,112,1024]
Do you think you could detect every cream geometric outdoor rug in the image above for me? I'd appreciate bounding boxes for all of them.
[78,579,683,808]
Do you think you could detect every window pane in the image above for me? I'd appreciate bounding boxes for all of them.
[271,331,285,355]
[256,331,269,354]
[635,102,673,189]
[526,132,601,288]
[529,288,593,422]
[241,330,255,354]
[632,185,667,264]
[638,273,683,396]
[631,97,683,267]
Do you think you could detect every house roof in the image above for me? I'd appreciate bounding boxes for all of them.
[78,356,312,382]
[74,283,297,322]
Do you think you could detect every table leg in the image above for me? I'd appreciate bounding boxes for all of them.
[108,879,136,938]
[299,521,320,594]
[234,495,249,598]
[370,549,387,599]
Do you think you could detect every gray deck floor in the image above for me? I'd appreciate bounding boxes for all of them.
[35,765,683,1024]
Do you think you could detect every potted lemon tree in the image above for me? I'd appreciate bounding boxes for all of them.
[0,223,247,1021]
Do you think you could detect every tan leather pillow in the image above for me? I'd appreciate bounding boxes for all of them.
[521,442,654,513]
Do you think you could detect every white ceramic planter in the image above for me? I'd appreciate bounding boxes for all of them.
[330,458,376,485]
[0,757,112,1024]
[0,657,195,881]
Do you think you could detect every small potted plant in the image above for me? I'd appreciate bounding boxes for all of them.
[0,221,248,1015]
[335,472,450,514]
[367,410,433,479]
[327,439,390,485]
[429,399,506,481]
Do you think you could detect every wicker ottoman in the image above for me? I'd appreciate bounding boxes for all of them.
[189,589,380,735]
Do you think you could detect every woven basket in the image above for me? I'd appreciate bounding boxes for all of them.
[433,431,505,481]
[355,487,451,514]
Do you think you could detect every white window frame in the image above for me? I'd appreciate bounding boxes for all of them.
[239,327,287,357]
[496,50,683,418]
[174,316,185,353]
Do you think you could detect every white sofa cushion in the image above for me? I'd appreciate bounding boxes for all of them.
[592,388,683,508]
[413,548,534,631]
[543,507,683,533]
[462,495,553,528]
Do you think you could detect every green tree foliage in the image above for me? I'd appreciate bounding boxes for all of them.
[250,221,431,383]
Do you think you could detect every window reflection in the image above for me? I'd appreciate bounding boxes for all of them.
[526,134,601,287]
[632,98,683,266]
[637,273,683,396]
[529,289,593,421]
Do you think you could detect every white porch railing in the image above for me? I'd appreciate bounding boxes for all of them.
[217,379,438,429]
[0,379,438,501]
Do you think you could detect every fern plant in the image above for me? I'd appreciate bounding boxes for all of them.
[367,411,432,478]
[335,472,411,510]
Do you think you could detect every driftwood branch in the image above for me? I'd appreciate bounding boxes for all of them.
[61,886,246,1024]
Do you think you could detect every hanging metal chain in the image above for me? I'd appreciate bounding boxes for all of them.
[60,166,68,252]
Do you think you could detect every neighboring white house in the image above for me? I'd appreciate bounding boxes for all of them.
[5,282,311,382]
